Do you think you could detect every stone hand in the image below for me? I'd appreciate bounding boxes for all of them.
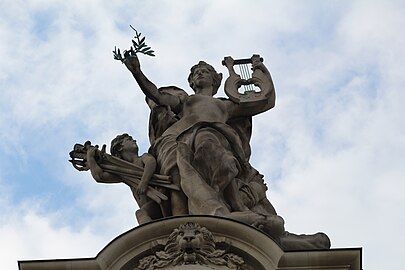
[136,180,148,195]
[86,146,104,181]
[124,54,141,73]
[251,58,266,73]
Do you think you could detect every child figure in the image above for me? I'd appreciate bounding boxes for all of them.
[86,133,162,224]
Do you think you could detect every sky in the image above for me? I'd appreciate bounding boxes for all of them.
[1,1,404,269]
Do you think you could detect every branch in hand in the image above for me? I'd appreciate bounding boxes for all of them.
[113,25,155,63]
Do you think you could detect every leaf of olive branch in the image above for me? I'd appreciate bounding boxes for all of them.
[113,26,155,63]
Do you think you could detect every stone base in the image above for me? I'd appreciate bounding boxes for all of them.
[18,216,361,270]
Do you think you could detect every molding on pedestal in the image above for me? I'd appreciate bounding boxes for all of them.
[18,216,361,270]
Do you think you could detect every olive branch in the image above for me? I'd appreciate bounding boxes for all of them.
[113,25,155,62]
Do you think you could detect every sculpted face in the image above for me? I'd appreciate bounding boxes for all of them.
[192,66,214,90]
[188,61,222,95]
[121,135,138,153]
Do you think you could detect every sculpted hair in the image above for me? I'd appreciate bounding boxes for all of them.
[188,61,222,95]
[110,133,130,158]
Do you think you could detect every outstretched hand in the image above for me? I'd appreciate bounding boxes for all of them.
[124,54,141,74]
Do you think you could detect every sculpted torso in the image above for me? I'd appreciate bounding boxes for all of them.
[162,94,230,136]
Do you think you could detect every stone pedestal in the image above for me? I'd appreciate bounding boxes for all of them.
[18,216,361,270]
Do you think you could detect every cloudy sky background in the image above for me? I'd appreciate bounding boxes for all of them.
[1,1,404,269]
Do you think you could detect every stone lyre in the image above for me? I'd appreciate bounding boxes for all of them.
[222,54,273,105]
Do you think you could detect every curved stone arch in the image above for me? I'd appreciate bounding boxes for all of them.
[98,216,281,270]
[19,216,361,270]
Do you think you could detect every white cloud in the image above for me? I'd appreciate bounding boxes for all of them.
[0,196,105,269]
[1,1,405,270]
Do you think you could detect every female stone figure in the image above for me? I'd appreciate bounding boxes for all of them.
[124,55,275,218]
[68,47,330,249]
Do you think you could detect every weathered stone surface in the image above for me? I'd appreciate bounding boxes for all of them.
[136,222,248,270]
[69,54,330,251]
[19,216,361,270]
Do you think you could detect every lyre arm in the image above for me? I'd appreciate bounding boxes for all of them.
[222,56,238,77]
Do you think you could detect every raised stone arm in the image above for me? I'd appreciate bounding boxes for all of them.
[123,55,181,110]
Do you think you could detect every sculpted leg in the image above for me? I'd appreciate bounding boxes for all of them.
[135,209,152,224]
[176,142,230,216]
[227,211,285,239]
[135,200,162,225]
[220,156,250,212]
[223,175,250,212]
[192,129,247,211]
[169,169,189,216]
[130,188,162,224]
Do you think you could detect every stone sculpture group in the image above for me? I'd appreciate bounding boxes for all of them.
[70,52,330,251]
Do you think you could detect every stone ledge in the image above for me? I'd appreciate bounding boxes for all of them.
[19,216,361,270]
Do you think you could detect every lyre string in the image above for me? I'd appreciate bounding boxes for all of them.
[238,63,254,91]
[244,64,254,91]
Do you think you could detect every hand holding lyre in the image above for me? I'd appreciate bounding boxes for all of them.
[251,55,271,78]
[86,146,104,182]
[251,57,265,72]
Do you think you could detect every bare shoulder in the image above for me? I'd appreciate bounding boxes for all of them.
[155,86,189,112]
[141,153,156,162]
[219,97,239,115]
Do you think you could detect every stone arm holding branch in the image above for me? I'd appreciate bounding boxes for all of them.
[124,54,182,112]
